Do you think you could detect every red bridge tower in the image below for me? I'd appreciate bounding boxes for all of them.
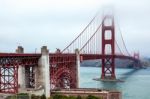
[101,15,116,80]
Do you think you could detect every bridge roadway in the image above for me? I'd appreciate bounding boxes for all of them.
[80,54,139,62]
[0,53,138,62]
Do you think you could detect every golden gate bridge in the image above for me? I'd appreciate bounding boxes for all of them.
[0,12,141,97]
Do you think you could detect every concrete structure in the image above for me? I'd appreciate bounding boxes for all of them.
[16,46,24,54]
[51,88,122,99]
[15,46,79,98]
[17,46,50,97]
[31,46,50,97]
[17,46,26,91]
[40,46,50,97]
[75,49,80,88]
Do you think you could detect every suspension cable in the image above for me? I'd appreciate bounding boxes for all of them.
[62,11,100,53]
[115,40,123,55]
[116,19,131,56]
[80,22,102,52]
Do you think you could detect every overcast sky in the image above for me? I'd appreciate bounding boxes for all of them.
[0,0,150,57]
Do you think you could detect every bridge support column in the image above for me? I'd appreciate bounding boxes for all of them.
[17,46,26,91]
[101,15,116,80]
[36,46,50,97]
[75,49,80,88]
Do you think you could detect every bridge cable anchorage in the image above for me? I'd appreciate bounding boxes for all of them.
[79,22,102,52]
[116,19,131,56]
[62,11,101,53]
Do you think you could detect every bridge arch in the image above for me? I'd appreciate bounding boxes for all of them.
[50,66,76,90]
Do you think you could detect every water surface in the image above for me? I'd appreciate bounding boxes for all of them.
[80,67,150,99]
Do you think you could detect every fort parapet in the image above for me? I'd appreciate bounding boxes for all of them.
[51,88,122,99]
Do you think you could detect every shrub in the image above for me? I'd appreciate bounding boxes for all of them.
[5,96,16,99]
[17,93,29,99]
[68,96,76,99]
[86,95,99,99]
[53,94,68,99]
[31,94,40,99]
[41,94,46,99]
[76,95,82,99]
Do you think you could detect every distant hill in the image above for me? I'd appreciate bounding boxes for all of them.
[80,59,134,68]
[140,57,150,67]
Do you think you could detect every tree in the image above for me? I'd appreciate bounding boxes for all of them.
[41,94,46,99]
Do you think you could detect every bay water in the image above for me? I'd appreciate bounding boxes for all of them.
[80,67,150,99]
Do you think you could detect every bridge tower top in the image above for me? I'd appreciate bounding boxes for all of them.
[134,52,140,59]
